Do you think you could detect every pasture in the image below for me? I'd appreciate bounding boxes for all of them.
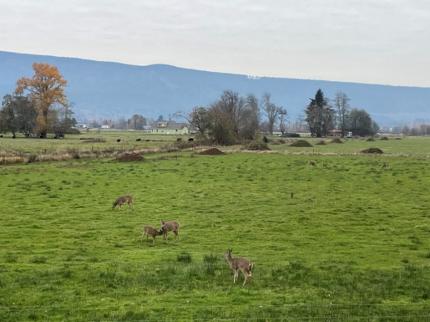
[0,136,430,321]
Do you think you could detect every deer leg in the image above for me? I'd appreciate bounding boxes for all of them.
[243,273,249,286]
[174,230,178,239]
[233,271,238,284]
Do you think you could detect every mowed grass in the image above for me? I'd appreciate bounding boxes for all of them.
[0,152,430,321]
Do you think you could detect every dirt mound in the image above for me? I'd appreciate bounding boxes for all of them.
[315,140,326,145]
[199,148,225,155]
[361,148,384,154]
[330,138,343,144]
[116,152,144,162]
[290,140,313,147]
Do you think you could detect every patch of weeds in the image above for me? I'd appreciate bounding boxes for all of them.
[177,252,192,263]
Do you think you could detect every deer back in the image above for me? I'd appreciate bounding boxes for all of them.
[161,220,179,231]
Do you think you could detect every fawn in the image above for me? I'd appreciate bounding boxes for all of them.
[112,195,133,209]
[160,220,180,240]
[142,225,163,244]
[224,249,254,286]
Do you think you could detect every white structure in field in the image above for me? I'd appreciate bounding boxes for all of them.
[151,121,189,135]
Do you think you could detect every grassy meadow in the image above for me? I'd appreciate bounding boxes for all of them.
[0,135,430,321]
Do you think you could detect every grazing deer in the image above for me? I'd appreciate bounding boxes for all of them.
[160,220,179,240]
[142,225,163,244]
[224,249,254,286]
[112,195,133,209]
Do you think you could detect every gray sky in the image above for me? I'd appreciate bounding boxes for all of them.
[1,0,429,86]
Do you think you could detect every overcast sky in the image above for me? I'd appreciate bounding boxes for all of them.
[0,0,429,86]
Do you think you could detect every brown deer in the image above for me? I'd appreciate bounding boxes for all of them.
[160,220,180,240]
[112,195,133,209]
[142,225,163,244]
[224,249,254,286]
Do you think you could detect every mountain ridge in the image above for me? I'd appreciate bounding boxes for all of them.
[1,50,429,125]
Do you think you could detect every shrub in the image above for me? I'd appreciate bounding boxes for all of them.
[361,147,384,154]
[290,140,313,147]
[366,137,375,141]
[330,138,343,144]
[380,136,389,140]
[315,140,326,145]
[278,139,286,144]
[263,136,270,143]
[281,133,300,138]
[244,141,270,150]
[177,252,192,263]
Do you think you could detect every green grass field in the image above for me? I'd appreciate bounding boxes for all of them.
[1,136,430,321]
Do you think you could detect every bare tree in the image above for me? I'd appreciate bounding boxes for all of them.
[262,93,279,135]
[188,107,212,137]
[334,92,350,137]
[278,107,288,135]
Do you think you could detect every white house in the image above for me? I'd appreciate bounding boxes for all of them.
[151,121,189,135]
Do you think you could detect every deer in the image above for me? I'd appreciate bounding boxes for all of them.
[112,195,133,209]
[224,249,254,286]
[142,225,163,244]
[160,220,180,240]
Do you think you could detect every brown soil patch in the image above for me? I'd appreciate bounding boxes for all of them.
[199,148,225,155]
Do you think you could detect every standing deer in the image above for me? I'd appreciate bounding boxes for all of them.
[224,249,254,286]
[112,195,133,209]
[160,220,180,240]
[142,225,163,244]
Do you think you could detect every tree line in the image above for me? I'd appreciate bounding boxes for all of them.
[0,63,76,138]
[0,63,380,141]
[190,89,379,144]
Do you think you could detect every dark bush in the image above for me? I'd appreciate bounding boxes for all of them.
[116,139,121,142]
[315,140,326,145]
[361,147,384,154]
[136,138,141,142]
[290,140,313,147]
[380,136,389,140]
[263,136,270,143]
[366,137,375,141]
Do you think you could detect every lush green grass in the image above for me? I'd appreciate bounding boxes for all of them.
[1,149,429,321]
[267,136,430,156]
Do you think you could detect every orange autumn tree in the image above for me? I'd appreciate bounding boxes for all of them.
[15,63,68,138]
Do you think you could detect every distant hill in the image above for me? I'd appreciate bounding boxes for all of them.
[1,51,429,125]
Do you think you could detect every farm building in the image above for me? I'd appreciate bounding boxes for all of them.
[151,121,190,135]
